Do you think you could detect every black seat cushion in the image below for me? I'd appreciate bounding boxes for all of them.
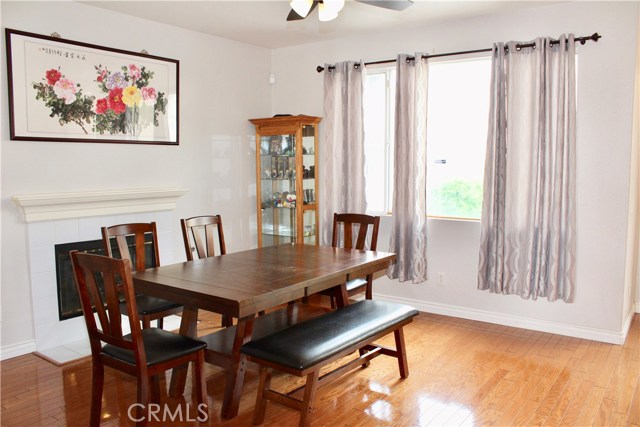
[241,300,418,371]
[120,295,182,316]
[102,328,206,366]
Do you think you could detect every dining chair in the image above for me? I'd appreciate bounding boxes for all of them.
[101,222,182,329]
[180,215,227,261]
[325,213,381,307]
[70,251,207,427]
[180,215,232,327]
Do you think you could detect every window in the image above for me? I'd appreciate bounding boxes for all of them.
[364,68,395,214]
[363,56,491,220]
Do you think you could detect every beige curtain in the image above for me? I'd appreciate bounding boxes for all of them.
[320,61,367,245]
[387,54,428,283]
[478,35,577,302]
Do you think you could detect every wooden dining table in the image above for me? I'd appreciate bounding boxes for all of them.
[132,243,395,419]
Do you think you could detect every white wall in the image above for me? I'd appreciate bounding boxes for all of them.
[630,7,640,316]
[271,1,639,342]
[1,1,272,351]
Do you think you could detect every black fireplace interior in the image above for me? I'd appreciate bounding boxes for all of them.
[55,234,155,321]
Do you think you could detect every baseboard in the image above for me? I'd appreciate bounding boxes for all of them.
[375,293,629,345]
[1,339,36,361]
[635,302,640,313]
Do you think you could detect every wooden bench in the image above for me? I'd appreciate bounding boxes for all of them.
[241,300,419,427]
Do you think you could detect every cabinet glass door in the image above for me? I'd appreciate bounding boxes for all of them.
[302,125,317,245]
[259,134,296,246]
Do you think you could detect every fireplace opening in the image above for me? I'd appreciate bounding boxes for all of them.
[54,234,156,321]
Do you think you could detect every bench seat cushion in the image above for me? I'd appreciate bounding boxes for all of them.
[241,300,418,371]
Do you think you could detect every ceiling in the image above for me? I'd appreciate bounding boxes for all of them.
[80,0,560,49]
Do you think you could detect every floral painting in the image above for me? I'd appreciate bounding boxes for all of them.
[6,29,178,144]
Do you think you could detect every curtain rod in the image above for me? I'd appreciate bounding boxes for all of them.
[316,32,601,73]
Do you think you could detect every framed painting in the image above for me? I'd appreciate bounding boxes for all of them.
[5,28,179,145]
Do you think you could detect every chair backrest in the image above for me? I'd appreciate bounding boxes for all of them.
[181,215,227,261]
[70,251,146,365]
[331,213,381,251]
[101,222,160,272]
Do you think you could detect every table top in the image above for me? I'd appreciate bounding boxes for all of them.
[133,244,395,318]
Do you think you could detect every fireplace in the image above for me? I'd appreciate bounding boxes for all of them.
[55,239,104,320]
[10,187,187,356]
[54,234,156,321]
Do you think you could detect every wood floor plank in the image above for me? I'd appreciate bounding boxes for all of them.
[572,385,607,427]
[628,378,640,425]
[535,367,571,418]
[615,350,640,416]
[595,397,616,427]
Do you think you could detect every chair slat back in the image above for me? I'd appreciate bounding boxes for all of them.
[181,215,227,261]
[70,251,142,359]
[331,213,381,251]
[101,223,160,272]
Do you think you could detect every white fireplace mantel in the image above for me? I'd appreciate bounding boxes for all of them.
[12,187,189,223]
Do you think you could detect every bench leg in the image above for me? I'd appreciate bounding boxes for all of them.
[394,327,409,378]
[253,366,272,425]
[299,370,320,427]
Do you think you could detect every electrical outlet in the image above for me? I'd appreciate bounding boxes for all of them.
[437,272,446,285]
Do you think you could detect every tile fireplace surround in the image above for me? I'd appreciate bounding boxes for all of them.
[11,188,187,363]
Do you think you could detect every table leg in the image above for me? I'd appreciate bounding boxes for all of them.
[334,282,350,308]
[221,315,255,419]
[169,305,198,397]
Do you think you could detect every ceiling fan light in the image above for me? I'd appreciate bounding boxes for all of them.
[318,3,339,21]
[290,0,314,18]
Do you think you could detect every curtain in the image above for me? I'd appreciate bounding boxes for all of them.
[387,54,428,283]
[320,61,367,246]
[478,35,577,302]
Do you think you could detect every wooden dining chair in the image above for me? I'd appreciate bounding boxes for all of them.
[101,222,182,329]
[325,213,381,307]
[180,215,232,327]
[70,251,207,427]
[180,215,227,261]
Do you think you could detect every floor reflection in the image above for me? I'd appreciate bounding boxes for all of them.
[417,397,474,426]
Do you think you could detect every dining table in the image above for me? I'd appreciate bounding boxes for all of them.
[132,243,395,419]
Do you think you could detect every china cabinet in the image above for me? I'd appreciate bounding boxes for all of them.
[250,115,321,247]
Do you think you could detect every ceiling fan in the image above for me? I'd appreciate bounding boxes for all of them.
[287,0,414,22]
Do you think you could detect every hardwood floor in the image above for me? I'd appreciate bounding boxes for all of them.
[2,302,638,426]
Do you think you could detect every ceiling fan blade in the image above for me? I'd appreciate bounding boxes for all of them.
[286,1,320,21]
[287,8,305,21]
[355,0,414,11]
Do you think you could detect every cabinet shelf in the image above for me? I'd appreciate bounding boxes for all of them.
[261,154,295,158]
[251,115,321,248]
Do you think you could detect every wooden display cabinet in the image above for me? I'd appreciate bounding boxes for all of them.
[250,115,321,247]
